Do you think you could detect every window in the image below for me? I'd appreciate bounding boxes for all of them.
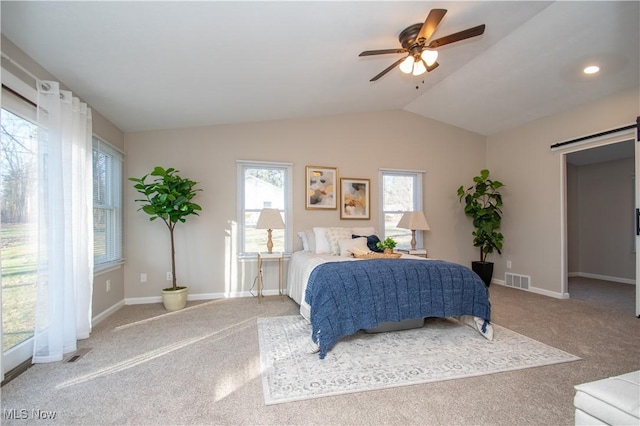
[93,136,123,269]
[1,106,38,353]
[237,161,292,255]
[1,69,39,366]
[380,170,424,249]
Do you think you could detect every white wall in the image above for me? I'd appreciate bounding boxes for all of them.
[487,88,639,297]
[570,157,635,281]
[567,163,580,273]
[5,34,638,309]
[123,110,487,300]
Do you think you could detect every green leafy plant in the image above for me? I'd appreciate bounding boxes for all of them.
[457,169,504,263]
[376,237,397,251]
[129,166,202,290]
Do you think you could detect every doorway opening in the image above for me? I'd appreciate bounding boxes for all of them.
[562,135,637,316]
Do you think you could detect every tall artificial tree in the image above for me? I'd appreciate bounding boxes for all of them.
[130,166,202,290]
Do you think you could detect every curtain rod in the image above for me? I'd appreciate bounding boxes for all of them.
[2,83,37,108]
[550,118,639,149]
[1,52,39,108]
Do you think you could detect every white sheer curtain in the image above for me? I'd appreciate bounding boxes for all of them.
[32,80,93,363]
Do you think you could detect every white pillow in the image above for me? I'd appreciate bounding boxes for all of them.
[338,237,369,257]
[351,227,376,236]
[327,227,353,255]
[297,231,309,251]
[304,229,316,253]
[313,227,331,254]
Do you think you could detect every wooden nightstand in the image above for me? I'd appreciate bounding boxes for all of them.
[257,252,284,302]
[396,249,428,258]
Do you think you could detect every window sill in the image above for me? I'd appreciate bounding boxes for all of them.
[94,259,125,276]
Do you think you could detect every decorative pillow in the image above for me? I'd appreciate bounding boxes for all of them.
[303,229,316,253]
[352,234,384,253]
[297,231,309,251]
[313,227,331,254]
[338,237,369,257]
[327,227,353,255]
[351,227,376,237]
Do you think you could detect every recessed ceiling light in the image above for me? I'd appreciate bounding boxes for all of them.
[583,65,600,74]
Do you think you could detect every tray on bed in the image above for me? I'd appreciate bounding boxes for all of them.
[353,252,402,259]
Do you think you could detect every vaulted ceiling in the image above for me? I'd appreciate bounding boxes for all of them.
[2,1,638,135]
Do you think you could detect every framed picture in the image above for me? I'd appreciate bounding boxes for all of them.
[340,178,370,219]
[305,166,337,209]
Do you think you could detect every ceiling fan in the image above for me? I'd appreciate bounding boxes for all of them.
[359,9,486,82]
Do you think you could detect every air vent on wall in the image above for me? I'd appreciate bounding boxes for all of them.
[505,273,530,290]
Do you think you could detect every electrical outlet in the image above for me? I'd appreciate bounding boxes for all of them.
[106,280,111,292]
[506,260,512,269]
[140,273,147,283]
[166,272,172,281]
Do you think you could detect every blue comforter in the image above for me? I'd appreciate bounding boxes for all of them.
[305,258,491,359]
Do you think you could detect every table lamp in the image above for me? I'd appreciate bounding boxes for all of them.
[256,208,284,253]
[397,211,430,250]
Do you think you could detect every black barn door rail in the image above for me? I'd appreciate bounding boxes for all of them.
[550,116,639,149]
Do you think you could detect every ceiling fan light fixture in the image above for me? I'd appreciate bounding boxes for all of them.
[359,9,486,82]
[399,56,415,74]
[421,49,438,66]
[412,59,427,76]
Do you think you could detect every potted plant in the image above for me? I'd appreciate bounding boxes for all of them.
[130,166,202,311]
[376,237,398,254]
[457,169,504,286]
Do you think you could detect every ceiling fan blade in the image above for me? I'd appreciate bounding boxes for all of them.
[370,57,406,82]
[427,24,486,49]
[426,61,439,72]
[359,48,407,57]
[416,9,447,44]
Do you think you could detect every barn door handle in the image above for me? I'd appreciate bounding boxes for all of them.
[636,208,640,236]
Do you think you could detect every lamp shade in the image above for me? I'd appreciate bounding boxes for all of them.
[399,55,415,74]
[421,49,438,66]
[397,211,430,251]
[256,208,284,230]
[412,59,427,76]
[397,211,430,231]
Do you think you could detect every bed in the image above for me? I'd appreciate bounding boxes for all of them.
[288,227,493,359]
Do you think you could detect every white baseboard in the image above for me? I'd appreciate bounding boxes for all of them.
[92,300,125,326]
[491,279,569,299]
[568,272,635,285]
[529,286,570,299]
[492,278,505,286]
[125,296,162,305]
[124,289,285,306]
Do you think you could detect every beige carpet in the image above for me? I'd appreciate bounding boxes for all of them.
[0,281,638,425]
[258,316,580,405]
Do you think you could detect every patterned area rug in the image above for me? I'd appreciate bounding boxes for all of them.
[257,316,580,405]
